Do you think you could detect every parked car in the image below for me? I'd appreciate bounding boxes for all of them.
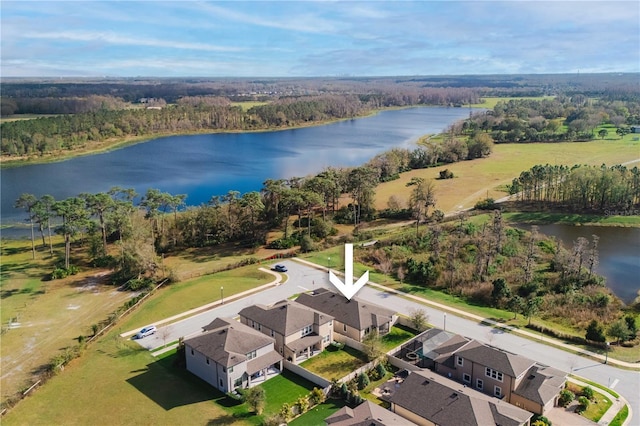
[135,325,157,339]
[273,264,288,273]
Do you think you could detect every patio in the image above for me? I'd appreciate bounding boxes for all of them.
[372,374,406,401]
[248,366,282,388]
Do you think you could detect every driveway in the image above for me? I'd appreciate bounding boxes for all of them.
[546,403,595,426]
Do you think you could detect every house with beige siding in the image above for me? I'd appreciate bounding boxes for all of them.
[389,370,532,426]
[184,317,282,393]
[295,288,397,342]
[395,330,567,415]
[238,300,334,363]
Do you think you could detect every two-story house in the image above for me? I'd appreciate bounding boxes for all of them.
[389,370,533,426]
[416,334,566,415]
[184,317,283,393]
[295,288,397,342]
[238,300,334,363]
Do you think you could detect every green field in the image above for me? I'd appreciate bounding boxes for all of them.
[466,96,555,109]
[375,135,640,213]
[117,265,273,332]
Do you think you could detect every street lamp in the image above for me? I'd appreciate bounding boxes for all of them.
[443,313,447,331]
[220,286,224,305]
[327,257,331,272]
[604,342,609,364]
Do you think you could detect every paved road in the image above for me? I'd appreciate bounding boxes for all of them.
[135,259,640,416]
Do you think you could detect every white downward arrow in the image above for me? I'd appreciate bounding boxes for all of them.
[329,243,369,300]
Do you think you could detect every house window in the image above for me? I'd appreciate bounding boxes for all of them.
[270,330,275,337]
[456,356,464,367]
[228,366,233,373]
[222,366,225,372]
[301,325,313,337]
[234,378,243,387]
[485,367,503,382]
[343,324,347,332]
[476,379,483,390]
[494,386,502,398]
[206,358,210,365]
[190,349,194,355]
[323,335,330,343]
[246,350,257,360]
[220,379,224,388]
[463,373,471,383]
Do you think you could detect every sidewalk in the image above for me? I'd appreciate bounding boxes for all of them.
[291,257,639,371]
[119,267,283,338]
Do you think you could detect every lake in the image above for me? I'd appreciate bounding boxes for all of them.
[1,107,473,229]
[521,224,640,304]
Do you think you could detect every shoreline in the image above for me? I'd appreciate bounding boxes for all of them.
[0,108,389,169]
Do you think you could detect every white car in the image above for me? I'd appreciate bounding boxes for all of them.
[135,325,157,339]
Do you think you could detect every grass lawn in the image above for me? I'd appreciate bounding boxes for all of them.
[375,137,640,214]
[117,265,272,332]
[2,336,241,426]
[289,399,348,426]
[381,324,418,352]
[300,345,370,381]
[567,383,612,423]
[610,405,629,426]
[503,211,640,227]
[218,370,318,425]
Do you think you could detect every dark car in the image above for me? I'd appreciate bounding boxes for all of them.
[273,264,288,273]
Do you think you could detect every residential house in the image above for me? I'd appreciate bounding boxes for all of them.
[184,317,282,393]
[325,400,417,425]
[295,288,397,342]
[511,365,567,414]
[238,300,334,363]
[396,330,567,415]
[389,370,533,426]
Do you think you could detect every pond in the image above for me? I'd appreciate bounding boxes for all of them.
[521,223,640,304]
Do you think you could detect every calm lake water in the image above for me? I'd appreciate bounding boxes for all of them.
[1,107,472,228]
[520,224,640,304]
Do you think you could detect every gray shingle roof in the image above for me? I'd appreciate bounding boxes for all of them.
[238,299,332,336]
[295,288,395,331]
[326,400,417,425]
[513,365,567,405]
[455,341,535,378]
[185,317,276,368]
[389,371,532,426]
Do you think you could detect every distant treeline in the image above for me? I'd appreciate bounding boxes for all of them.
[509,163,640,211]
[0,89,479,157]
[455,96,640,143]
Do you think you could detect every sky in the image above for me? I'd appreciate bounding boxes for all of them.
[1,1,639,78]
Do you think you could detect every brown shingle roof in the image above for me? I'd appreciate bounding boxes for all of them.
[238,299,332,336]
[513,365,567,405]
[295,288,395,331]
[326,400,417,425]
[455,341,535,378]
[185,317,275,368]
[389,371,532,426]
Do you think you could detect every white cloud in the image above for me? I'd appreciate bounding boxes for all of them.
[20,30,244,52]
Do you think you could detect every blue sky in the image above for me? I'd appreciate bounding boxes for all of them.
[1,1,639,77]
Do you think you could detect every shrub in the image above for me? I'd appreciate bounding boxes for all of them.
[299,235,315,253]
[474,198,496,210]
[267,237,297,249]
[576,396,590,413]
[439,169,454,179]
[357,372,370,390]
[376,363,387,378]
[309,387,325,406]
[558,389,575,407]
[581,386,594,401]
